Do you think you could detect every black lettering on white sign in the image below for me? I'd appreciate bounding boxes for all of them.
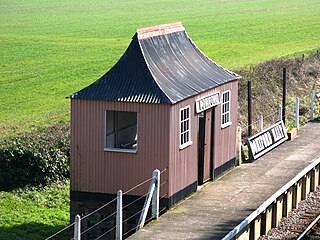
[195,92,220,113]
[248,121,288,159]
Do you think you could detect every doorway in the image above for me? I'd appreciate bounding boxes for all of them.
[198,108,215,185]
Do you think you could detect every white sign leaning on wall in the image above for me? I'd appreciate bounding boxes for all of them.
[247,120,288,160]
[195,92,220,113]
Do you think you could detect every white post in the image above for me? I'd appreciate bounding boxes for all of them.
[295,97,299,129]
[278,105,282,121]
[311,90,315,121]
[116,190,122,240]
[74,214,81,240]
[151,169,160,220]
[137,170,157,231]
[237,126,242,165]
[259,115,263,132]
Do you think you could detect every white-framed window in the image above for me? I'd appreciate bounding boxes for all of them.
[179,105,192,149]
[105,110,138,153]
[221,90,232,128]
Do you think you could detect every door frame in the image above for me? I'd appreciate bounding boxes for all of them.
[197,108,215,185]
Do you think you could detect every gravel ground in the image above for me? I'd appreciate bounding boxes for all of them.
[259,186,320,240]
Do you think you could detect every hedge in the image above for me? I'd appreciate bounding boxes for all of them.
[0,124,70,190]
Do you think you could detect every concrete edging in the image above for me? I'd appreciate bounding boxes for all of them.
[222,156,320,240]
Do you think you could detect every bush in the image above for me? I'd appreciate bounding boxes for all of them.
[0,124,70,191]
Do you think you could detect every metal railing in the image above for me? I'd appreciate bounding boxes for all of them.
[222,156,320,240]
[45,168,167,240]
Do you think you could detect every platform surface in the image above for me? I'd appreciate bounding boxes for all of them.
[129,121,320,240]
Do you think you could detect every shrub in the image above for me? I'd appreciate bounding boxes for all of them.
[0,124,70,191]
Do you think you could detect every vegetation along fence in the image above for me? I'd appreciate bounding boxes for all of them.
[45,168,167,240]
[238,88,319,163]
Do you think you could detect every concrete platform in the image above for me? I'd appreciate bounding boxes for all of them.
[129,121,320,240]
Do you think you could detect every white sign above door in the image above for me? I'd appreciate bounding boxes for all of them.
[195,92,220,113]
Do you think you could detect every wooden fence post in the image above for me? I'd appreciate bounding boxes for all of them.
[311,90,315,121]
[248,81,252,137]
[116,190,122,240]
[282,68,287,125]
[295,97,299,129]
[74,215,81,240]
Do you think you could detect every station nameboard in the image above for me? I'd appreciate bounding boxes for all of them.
[195,92,220,113]
[247,121,288,160]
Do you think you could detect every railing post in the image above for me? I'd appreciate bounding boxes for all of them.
[282,67,287,125]
[311,90,315,121]
[152,169,160,220]
[248,80,253,137]
[278,105,282,121]
[116,190,122,240]
[295,97,299,129]
[237,126,242,165]
[259,115,263,132]
[74,214,81,240]
[137,170,157,231]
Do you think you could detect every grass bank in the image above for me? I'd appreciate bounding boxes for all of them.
[0,181,69,240]
[1,0,320,136]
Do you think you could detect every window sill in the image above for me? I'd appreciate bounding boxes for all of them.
[179,141,193,150]
[221,122,232,129]
[104,148,137,154]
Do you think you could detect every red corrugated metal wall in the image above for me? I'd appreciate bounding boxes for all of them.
[71,100,170,196]
[214,80,238,169]
[71,80,238,199]
[167,80,238,196]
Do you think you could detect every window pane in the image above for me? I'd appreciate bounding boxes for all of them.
[106,111,115,135]
[106,110,137,149]
[106,133,115,148]
[180,106,191,147]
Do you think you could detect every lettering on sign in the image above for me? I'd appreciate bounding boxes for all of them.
[195,92,220,113]
[247,121,288,160]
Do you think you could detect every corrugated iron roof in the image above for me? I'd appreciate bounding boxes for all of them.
[71,22,240,104]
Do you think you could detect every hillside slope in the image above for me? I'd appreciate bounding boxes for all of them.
[236,51,320,135]
[1,0,320,136]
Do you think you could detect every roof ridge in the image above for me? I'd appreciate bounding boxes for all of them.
[137,22,185,40]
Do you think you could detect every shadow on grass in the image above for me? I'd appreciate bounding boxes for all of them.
[0,222,72,240]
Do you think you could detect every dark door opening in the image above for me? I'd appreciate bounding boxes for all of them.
[198,112,205,185]
[198,108,215,185]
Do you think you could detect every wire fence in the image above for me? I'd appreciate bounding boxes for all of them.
[45,168,168,240]
[239,89,319,137]
[238,89,319,163]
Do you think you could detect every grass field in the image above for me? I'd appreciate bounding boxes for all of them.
[0,181,69,240]
[0,0,319,136]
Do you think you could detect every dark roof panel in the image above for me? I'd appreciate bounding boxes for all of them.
[71,35,171,104]
[71,22,240,104]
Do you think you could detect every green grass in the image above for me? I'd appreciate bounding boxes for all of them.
[0,181,70,240]
[1,0,319,136]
